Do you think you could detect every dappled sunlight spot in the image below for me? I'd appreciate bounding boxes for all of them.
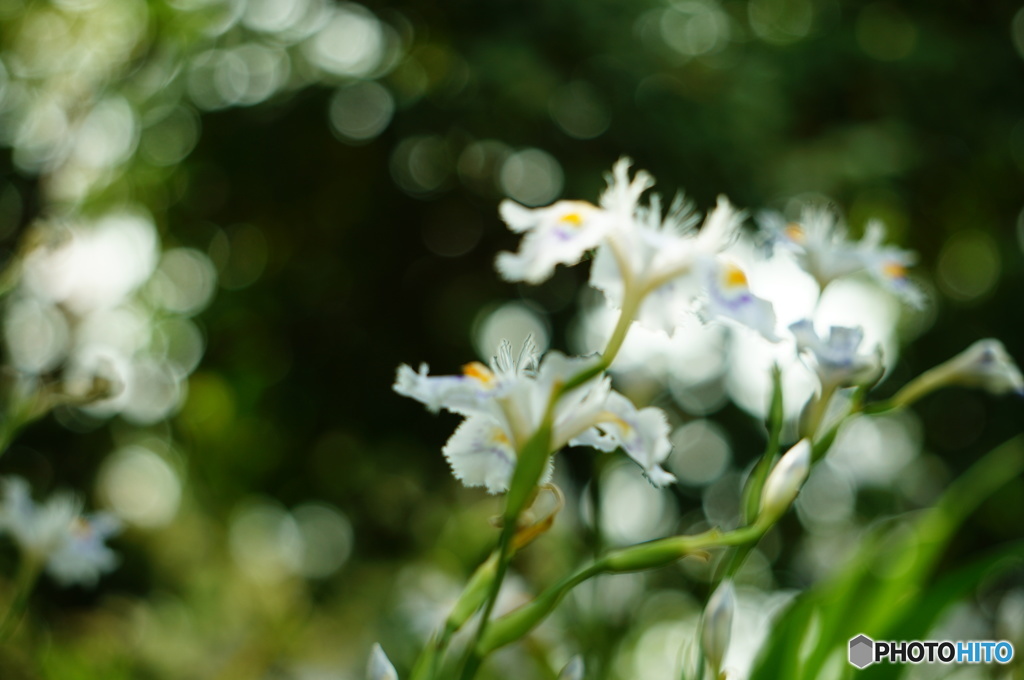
[243,0,307,35]
[4,297,70,372]
[390,135,452,195]
[725,331,815,420]
[98,444,181,528]
[395,564,462,640]
[24,211,159,313]
[472,301,550,362]
[795,460,854,532]
[228,498,304,584]
[74,305,150,357]
[630,618,698,680]
[499,149,563,207]
[293,502,353,578]
[937,230,1000,302]
[829,412,920,488]
[1014,9,1024,61]
[229,43,290,106]
[795,524,865,580]
[996,589,1024,645]
[748,0,815,45]
[584,461,674,546]
[12,97,68,172]
[148,248,218,316]
[658,1,732,57]
[119,358,184,425]
[669,419,731,486]
[548,81,610,140]
[140,105,200,167]
[70,95,137,171]
[856,3,917,61]
[457,139,512,195]
[329,81,394,143]
[302,3,385,78]
[572,572,647,623]
[153,318,205,376]
[702,470,743,530]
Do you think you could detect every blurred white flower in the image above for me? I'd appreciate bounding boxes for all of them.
[395,339,675,492]
[700,259,780,341]
[790,320,883,390]
[46,513,121,587]
[0,477,120,587]
[760,206,920,305]
[495,200,609,284]
[939,338,1024,396]
[367,643,399,680]
[0,477,80,558]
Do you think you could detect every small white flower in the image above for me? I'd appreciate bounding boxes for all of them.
[760,207,921,305]
[0,477,81,558]
[700,259,780,341]
[937,339,1024,396]
[858,220,924,307]
[790,320,883,389]
[0,477,120,587]
[495,200,610,284]
[395,341,676,492]
[702,580,736,676]
[46,513,121,587]
[759,440,811,526]
[591,192,745,333]
[368,643,399,680]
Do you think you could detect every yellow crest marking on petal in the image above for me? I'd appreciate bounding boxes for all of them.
[723,264,748,288]
[882,261,907,279]
[462,362,496,385]
[785,223,806,243]
[560,212,584,227]
[492,428,510,445]
[71,517,92,538]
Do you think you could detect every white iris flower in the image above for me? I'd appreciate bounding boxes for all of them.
[700,259,780,341]
[790,320,883,390]
[0,477,120,587]
[761,206,921,306]
[394,339,675,492]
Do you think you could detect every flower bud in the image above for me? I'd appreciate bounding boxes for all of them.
[368,643,399,680]
[701,581,735,676]
[758,439,811,527]
[936,339,1024,396]
[558,655,584,680]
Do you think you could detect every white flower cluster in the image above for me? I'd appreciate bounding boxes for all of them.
[395,159,1024,496]
[0,477,120,587]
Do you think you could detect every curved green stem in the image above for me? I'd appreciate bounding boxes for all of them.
[479,526,764,654]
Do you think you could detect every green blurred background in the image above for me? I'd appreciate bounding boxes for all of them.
[0,0,1021,678]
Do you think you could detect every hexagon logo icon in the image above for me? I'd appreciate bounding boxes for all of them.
[849,634,875,669]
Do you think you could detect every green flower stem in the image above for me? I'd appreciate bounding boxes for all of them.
[458,418,553,680]
[478,526,764,654]
[741,365,784,526]
[457,289,645,680]
[0,554,42,642]
[887,366,951,410]
[557,290,641,397]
